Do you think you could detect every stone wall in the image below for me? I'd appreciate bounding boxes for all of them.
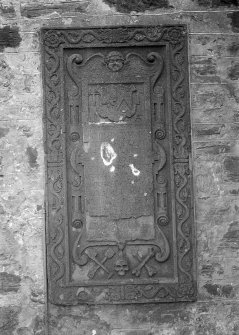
[0,1,239,334]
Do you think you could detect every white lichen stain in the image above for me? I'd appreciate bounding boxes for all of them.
[212,170,222,195]
[110,165,115,172]
[129,163,140,176]
[91,119,112,125]
[232,142,239,155]
[138,250,143,258]
[100,142,117,166]
[83,143,90,153]
[62,18,72,25]
[90,120,127,125]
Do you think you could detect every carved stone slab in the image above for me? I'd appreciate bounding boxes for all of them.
[41,25,196,305]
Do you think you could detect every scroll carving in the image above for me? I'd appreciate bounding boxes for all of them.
[42,25,195,305]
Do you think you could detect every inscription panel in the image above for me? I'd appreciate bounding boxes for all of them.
[42,25,196,305]
[85,125,154,219]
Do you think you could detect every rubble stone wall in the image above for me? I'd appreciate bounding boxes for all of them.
[0,1,239,334]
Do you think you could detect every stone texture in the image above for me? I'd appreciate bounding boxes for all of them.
[0,4,16,19]
[20,0,90,18]
[190,34,239,58]
[190,56,239,84]
[102,0,169,13]
[0,306,21,335]
[0,26,21,52]
[0,0,238,334]
[191,83,239,123]
[197,0,239,6]
[228,11,239,32]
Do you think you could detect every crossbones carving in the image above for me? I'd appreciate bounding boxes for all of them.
[132,247,158,277]
[86,248,114,279]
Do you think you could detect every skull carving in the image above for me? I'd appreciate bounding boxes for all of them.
[114,257,129,276]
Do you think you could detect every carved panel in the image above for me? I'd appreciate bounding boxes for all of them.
[42,25,196,305]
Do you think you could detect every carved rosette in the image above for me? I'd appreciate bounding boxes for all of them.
[42,25,196,305]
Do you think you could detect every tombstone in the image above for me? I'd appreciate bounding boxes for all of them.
[42,25,196,305]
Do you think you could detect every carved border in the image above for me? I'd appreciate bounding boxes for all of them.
[42,25,196,305]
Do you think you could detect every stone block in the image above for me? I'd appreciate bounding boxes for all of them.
[0,105,43,121]
[197,0,239,7]
[197,233,239,290]
[102,0,169,13]
[19,11,235,34]
[0,3,16,20]
[0,306,20,335]
[224,156,239,182]
[228,11,239,32]
[0,26,21,52]
[0,118,44,192]
[176,11,235,33]
[0,53,41,107]
[190,56,239,83]
[195,195,239,224]
[15,307,46,335]
[193,141,239,197]
[191,83,239,124]
[0,272,21,293]
[4,91,42,110]
[199,254,239,282]
[0,189,44,220]
[3,52,40,74]
[190,34,239,58]
[193,123,239,141]
[0,119,43,170]
[196,302,239,335]
[0,193,45,253]
[20,0,91,18]
[0,172,44,192]
[48,312,111,335]
[49,302,197,335]
[18,32,40,52]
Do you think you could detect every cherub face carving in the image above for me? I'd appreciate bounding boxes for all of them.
[105,51,125,72]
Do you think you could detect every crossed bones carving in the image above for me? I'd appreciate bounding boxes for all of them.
[86,248,115,279]
[86,246,159,279]
[132,247,158,277]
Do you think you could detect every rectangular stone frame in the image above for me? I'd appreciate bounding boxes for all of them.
[42,25,196,305]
